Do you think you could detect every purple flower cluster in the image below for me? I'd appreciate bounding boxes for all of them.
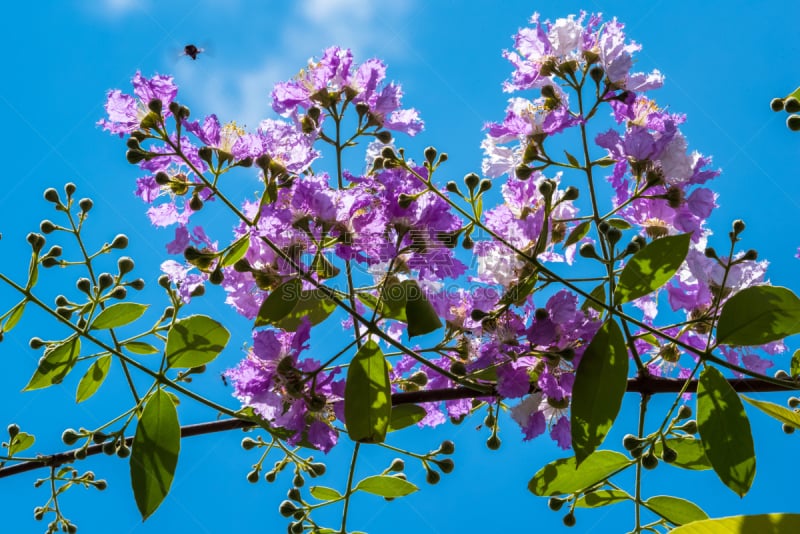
[100,13,787,454]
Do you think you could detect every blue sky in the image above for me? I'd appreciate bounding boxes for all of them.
[1,1,799,532]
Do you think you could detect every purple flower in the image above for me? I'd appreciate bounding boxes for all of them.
[98,72,178,136]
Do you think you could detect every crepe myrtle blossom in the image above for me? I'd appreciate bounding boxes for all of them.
[272,46,423,136]
[225,321,342,453]
[502,12,662,94]
[98,71,179,136]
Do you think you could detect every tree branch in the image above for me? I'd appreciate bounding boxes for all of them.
[1,374,795,479]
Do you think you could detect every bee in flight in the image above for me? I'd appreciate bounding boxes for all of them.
[182,44,204,60]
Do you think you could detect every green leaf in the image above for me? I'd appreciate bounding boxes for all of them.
[124,341,160,355]
[344,341,391,443]
[791,349,800,379]
[166,315,230,369]
[357,284,407,322]
[219,234,250,267]
[644,495,709,526]
[671,513,800,533]
[23,336,81,391]
[615,233,690,304]
[255,278,302,327]
[571,319,628,464]
[387,404,426,432]
[652,438,712,471]
[716,286,800,346]
[275,289,337,331]
[310,253,340,279]
[91,302,149,330]
[564,150,581,168]
[3,300,26,333]
[606,218,633,230]
[403,280,442,338]
[355,475,418,497]
[787,86,800,101]
[564,221,591,248]
[594,157,616,167]
[528,450,632,497]
[581,283,606,313]
[697,366,756,497]
[8,432,35,456]
[742,395,800,430]
[130,389,180,520]
[575,489,631,508]
[309,486,342,501]
[76,354,112,403]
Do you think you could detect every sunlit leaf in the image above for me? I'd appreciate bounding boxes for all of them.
[571,319,628,464]
[275,289,337,331]
[387,404,426,432]
[644,495,708,526]
[91,302,148,330]
[564,221,591,248]
[76,354,112,403]
[742,395,800,430]
[23,336,81,391]
[309,486,342,501]
[255,278,301,327]
[8,432,35,456]
[403,280,442,338]
[652,437,712,471]
[344,341,391,443]
[528,450,632,497]
[581,283,606,313]
[3,300,26,333]
[166,315,230,369]
[575,489,631,508]
[124,341,160,355]
[717,286,800,346]
[791,349,800,379]
[671,513,800,533]
[615,233,690,304]
[697,366,755,497]
[219,234,250,267]
[355,475,418,497]
[130,389,180,520]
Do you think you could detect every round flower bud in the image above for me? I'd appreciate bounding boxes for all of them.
[389,458,405,472]
[246,470,259,483]
[788,397,800,408]
[33,507,44,521]
[287,487,302,501]
[29,337,45,349]
[27,232,45,253]
[449,361,467,376]
[782,423,796,434]
[742,249,758,261]
[147,98,163,114]
[375,130,393,144]
[158,274,171,289]
[515,165,534,180]
[425,468,441,485]
[439,440,455,455]
[630,445,645,458]
[79,198,93,213]
[95,479,108,491]
[563,186,579,201]
[409,371,428,386]
[278,500,296,517]
[117,257,135,276]
[76,278,91,294]
[548,497,564,511]
[660,444,678,463]
[704,247,718,259]
[486,435,501,450]
[622,434,640,450]
[641,451,658,470]
[445,181,459,194]
[732,220,746,235]
[102,441,116,455]
[775,369,791,380]
[598,221,610,234]
[40,220,56,234]
[484,413,497,428]
[788,115,800,131]
[771,98,785,112]
[678,405,693,420]
[110,234,129,249]
[786,97,800,113]
[292,473,305,488]
[310,463,326,476]
[436,458,455,474]
[462,235,474,250]
[154,171,170,185]
[209,268,224,285]
[563,511,576,527]
[463,173,480,190]
[589,66,604,84]
[116,444,130,458]
[109,286,127,300]
[606,227,622,246]
[397,193,415,209]
[92,432,107,444]
[579,242,597,259]
[380,146,397,160]
[478,179,492,193]
[290,521,304,534]
[56,306,73,320]
[189,194,204,211]
[98,273,114,290]
[43,188,60,204]
[74,447,87,460]
[241,437,258,450]
[538,179,555,197]
[424,146,437,164]
[681,420,698,434]
[7,424,20,438]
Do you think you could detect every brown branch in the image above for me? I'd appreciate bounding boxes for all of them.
[1,374,796,479]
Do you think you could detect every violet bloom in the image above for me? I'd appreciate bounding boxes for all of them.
[98,71,178,136]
